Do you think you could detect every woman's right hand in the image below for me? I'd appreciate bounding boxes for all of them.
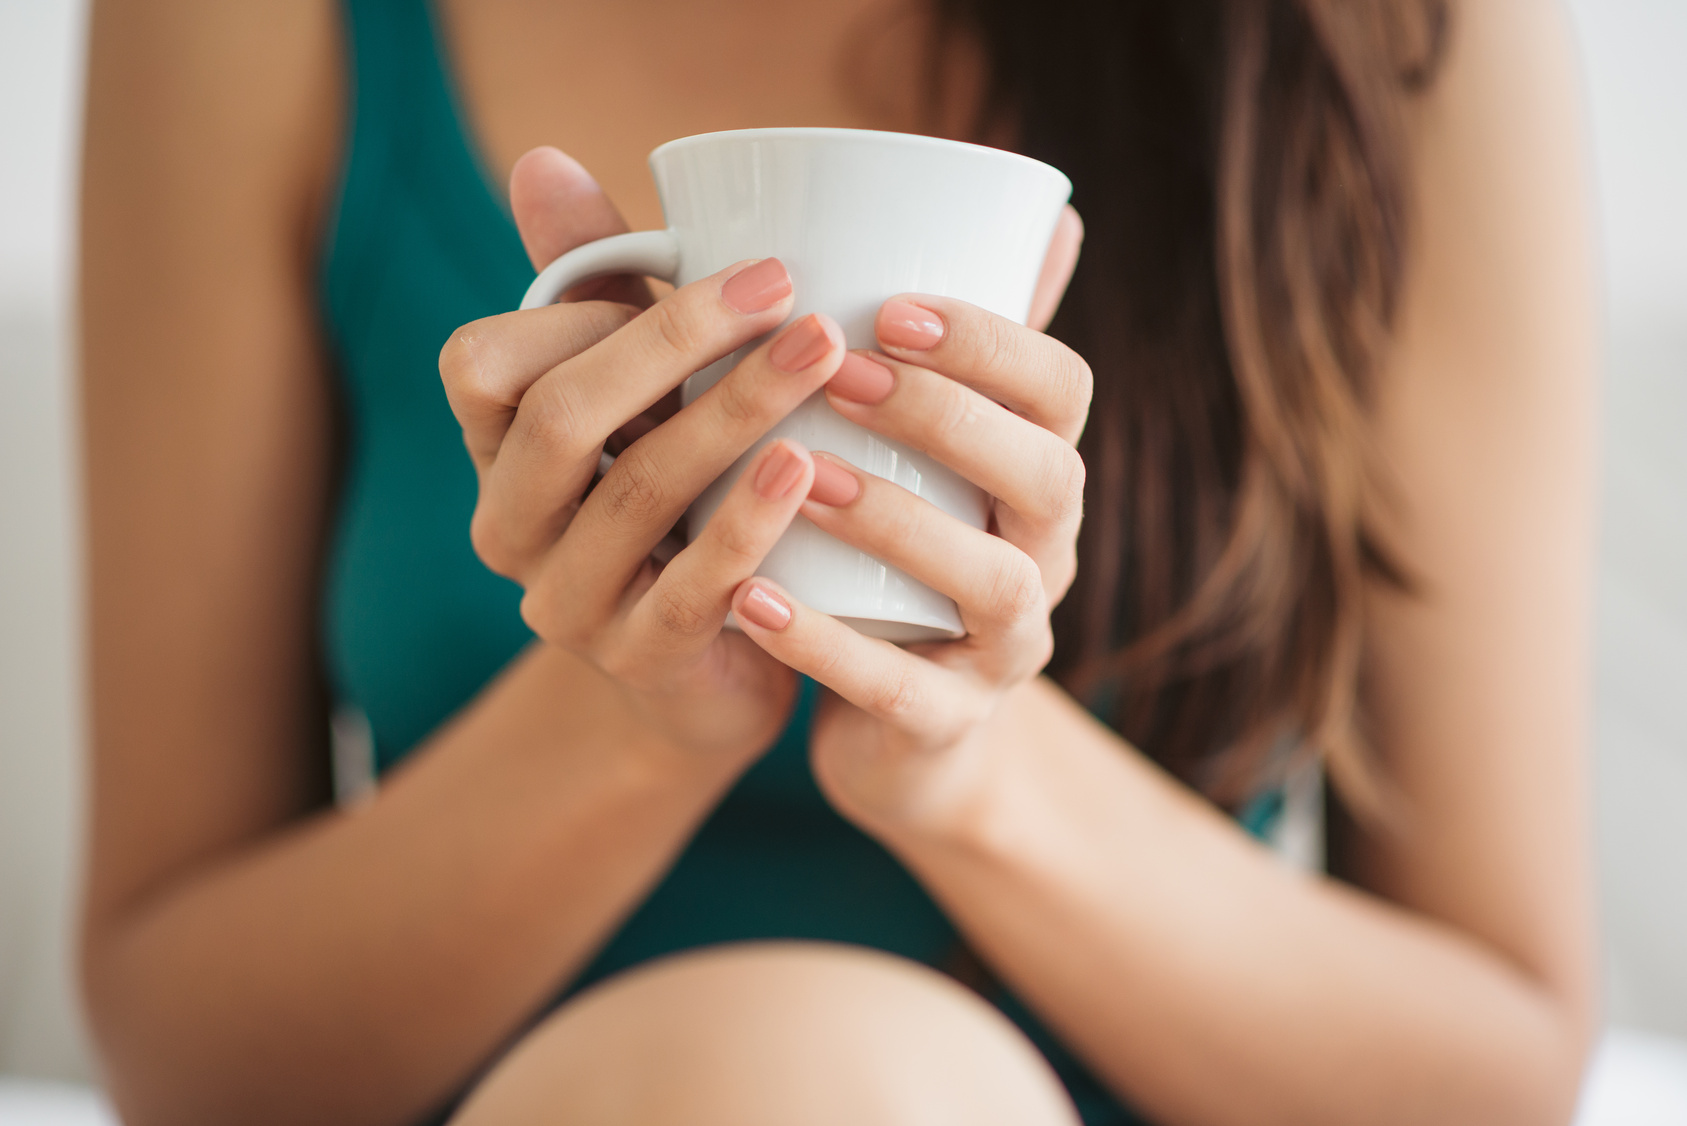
[440,147,846,761]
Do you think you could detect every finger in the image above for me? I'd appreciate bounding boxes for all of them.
[445,147,654,472]
[1027,206,1084,332]
[603,439,814,672]
[516,313,846,637]
[476,258,798,574]
[440,300,640,470]
[801,455,1055,684]
[822,351,1085,556]
[730,578,982,745]
[873,295,1092,444]
[509,147,650,305]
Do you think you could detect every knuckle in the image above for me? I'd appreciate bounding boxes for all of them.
[875,667,924,720]
[986,551,1046,625]
[515,379,590,465]
[436,323,483,396]
[807,637,849,683]
[468,504,519,578]
[709,370,765,431]
[437,315,536,417]
[876,492,928,550]
[437,318,508,405]
[647,294,713,360]
[974,311,1020,373]
[438,325,507,437]
[569,300,642,344]
[1039,444,1087,528]
[708,514,766,572]
[1052,346,1095,419]
[597,455,668,528]
[931,379,981,446]
[650,583,713,639]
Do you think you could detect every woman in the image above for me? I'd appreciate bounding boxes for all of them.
[77,0,1598,1123]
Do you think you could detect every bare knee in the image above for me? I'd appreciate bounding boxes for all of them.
[450,941,1080,1126]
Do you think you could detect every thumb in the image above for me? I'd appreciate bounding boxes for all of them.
[1027,205,1083,332]
[509,146,650,305]
[509,146,627,267]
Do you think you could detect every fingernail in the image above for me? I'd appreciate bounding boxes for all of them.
[739,582,792,630]
[768,314,835,373]
[753,440,807,499]
[807,455,860,506]
[721,258,792,315]
[878,299,944,351]
[827,352,895,405]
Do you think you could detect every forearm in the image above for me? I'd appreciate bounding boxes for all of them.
[878,679,1589,1126]
[84,643,753,1126]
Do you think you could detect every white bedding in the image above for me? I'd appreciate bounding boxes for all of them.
[0,1081,113,1126]
[1576,1028,1687,1125]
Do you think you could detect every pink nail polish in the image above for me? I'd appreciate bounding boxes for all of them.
[768,314,835,373]
[877,300,944,351]
[827,352,896,405]
[739,582,792,630]
[807,455,861,507]
[721,258,792,315]
[753,441,806,499]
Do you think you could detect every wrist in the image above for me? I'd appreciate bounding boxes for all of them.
[866,677,1091,869]
[370,642,755,880]
[844,682,1035,856]
[612,678,799,784]
[490,643,757,799]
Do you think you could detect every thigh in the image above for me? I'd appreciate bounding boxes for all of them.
[449,941,1081,1126]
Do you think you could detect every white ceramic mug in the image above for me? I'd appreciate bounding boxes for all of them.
[520,127,1071,642]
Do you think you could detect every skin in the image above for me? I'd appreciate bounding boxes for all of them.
[78,1,1597,1125]
[447,943,1082,1126]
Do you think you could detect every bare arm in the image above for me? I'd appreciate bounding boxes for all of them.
[739,1,1596,1122]
[79,5,769,1124]
[908,2,1598,1121]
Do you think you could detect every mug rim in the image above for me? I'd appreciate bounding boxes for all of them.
[648,126,1071,196]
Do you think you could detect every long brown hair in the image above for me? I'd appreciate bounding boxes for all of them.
[938,0,1448,810]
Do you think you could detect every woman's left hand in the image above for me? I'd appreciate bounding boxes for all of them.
[729,276,1092,839]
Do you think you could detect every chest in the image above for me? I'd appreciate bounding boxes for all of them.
[434,0,945,232]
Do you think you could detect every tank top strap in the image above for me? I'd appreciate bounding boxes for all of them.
[323,0,527,353]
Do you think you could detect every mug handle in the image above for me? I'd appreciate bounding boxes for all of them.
[518,229,682,474]
[519,229,681,310]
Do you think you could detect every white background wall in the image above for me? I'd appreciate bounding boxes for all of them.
[0,0,91,1082]
[1,0,1684,1084]
[1570,0,1687,1038]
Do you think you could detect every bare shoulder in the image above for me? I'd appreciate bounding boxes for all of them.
[1372,2,1596,530]
[82,0,341,263]
[1395,0,1596,391]
[80,0,345,928]
[1373,0,1597,679]
[1351,0,1597,1017]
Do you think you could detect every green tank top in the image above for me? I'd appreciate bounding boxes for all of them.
[320,3,1275,1120]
